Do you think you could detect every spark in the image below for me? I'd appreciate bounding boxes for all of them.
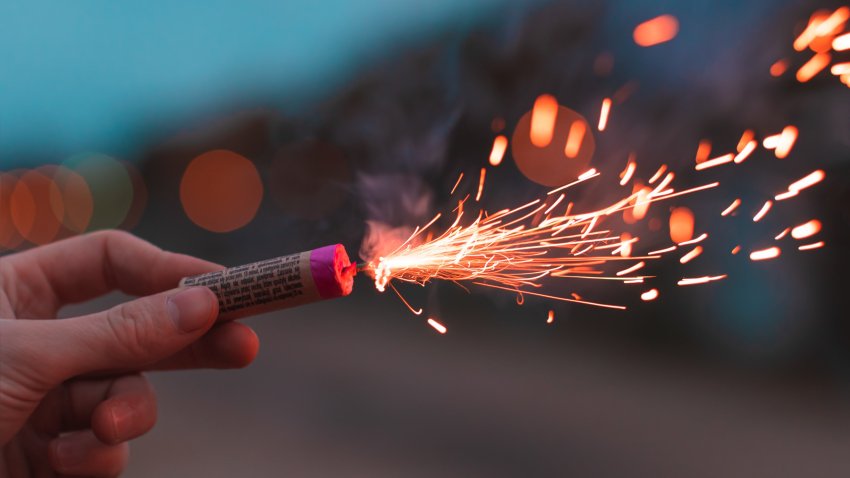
[678,275,727,286]
[731,246,741,255]
[620,156,637,186]
[547,310,554,324]
[794,11,828,51]
[451,173,464,195]
[774,190,798,201]
[798,241,825,251]
[648,165,667,184]
[565,120,587,158]
[633,14,679,47]
[831,62,850,76]
[796,52,831,82]
[774,228,790,240]
[669,207,695,243]
[750,246,781,261]
[774,126,798,159]
[678,233,707,246]
[641,288,659,301]
[721,198,741,216]
[788,170,825,193]
[752,200,772,222]
[489,135,508,166]
[733,140,757,163]
[679,245,703,264]
[791,219,821,239]
[427,318,447,334]
[770,59,788,77]
[578,168,598,181]
[695,153,733,171]
[814,7,849,37]
[530,94,558,147]
[598,98,612,131]
[476,168,486,202]
[616,261,645,276]
[737,130,755,152]
[648,245,677,255]
[834,33,850,51]
[695,139,712,164]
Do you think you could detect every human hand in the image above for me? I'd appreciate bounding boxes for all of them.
[0,231,259,476]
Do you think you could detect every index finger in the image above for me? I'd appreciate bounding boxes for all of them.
[2,230,222,315]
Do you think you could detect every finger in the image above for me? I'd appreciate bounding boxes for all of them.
[49,430,129,478]
[3,230,221,316]
[22,286,218,383]
[147,322,260,371]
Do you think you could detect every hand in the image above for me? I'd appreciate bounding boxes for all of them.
[0,231,260,477]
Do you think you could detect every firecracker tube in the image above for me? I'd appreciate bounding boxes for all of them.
[180,244,356,321]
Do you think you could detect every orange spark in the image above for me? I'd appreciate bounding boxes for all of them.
[616,261,645,276]
[598,98,612,131]
[774,126,798,159]
[695,139,712,164]
[475,168,486,202]
[564,120,587,158]
[831,62,850,76]
[798,241,825,251]
[695,153,734,171]
[547,310,554,324]
[834,32,850,51]
[796,53,831,82]
[489,135,508,166]
[578,168,598,181]
[619,156,637,186]
[633,15,679,47]
[731,246,741,255]
[794,11,829,51]
[678,275,727,286]
[649,245,677,255]
[641,289,659,301]
[774,228,790,240]
[530,94,558,147]
[774,190,798,201]
[721,198,741,216]
[451,172,464,195]
[815,7,849,37]
[734,140,757,164]
[678,233,707,246]
[791,219,821,239]
[737,130,755,152]
[750,246,781,261]
[619,232,633,257]
[669,207,694,243]
[788,170,825,193]
[427,317,447,334]
[648,165,667,184]
[679,245,703,264]
[770,59,788,77]
[752,200,772,222]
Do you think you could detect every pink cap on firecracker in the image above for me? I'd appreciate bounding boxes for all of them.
[310,244,356,298]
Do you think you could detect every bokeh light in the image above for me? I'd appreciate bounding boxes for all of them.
[633,15,679,47]
[0,172,25,251]
[50,165,94,234]
[181,149,263,232]
[512,102,595,187]
[63,153,134,230]
[669,206,695,243]
[10,168,64,245]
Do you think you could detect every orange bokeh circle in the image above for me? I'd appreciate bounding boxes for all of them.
[180,150,263,233]
[10,168,65,246]
[0,172,26,250]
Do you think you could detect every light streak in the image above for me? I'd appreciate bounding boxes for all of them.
[489,135,508,166]
[731,246,741,255]
[669,207,694,243]
[737,130,755,152]
[798,241,824,251]
[695,153,733,171]
[616,261,645,276]
[620,156,637,186]
[678,233,707,246]
[749,246,781,261]
[679,246,703,264]
[641,289,659,301]
[695,139,712,164]
[774,126,798,159]
[476,168,486,202]
[678,275,727,286]
[648,245,677,255]
[598,98,612,131]
[530,94,558,147]
[733,140,757,163]
[814,7,849,37]
[831,62,850,76]
[648,165,667,184]
[788,170,825,192]
[791,220,821,239]
[547,310,554,324]
[427,317,447,334]
[770,59,788,77]
[774,228,790,240]
[752,200,772,222]
[794,12,828,51]
[796,52,831,82]
[564,120,587,158]
[633,14,679,47]
[451,173,464,195]
[578,168,598,181]
[774,190,798,201]
[721,198,741,216]
[834,33,850,51]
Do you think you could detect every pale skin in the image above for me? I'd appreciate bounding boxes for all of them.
[0,231,260,477]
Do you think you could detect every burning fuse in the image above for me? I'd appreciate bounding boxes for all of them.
[181,244,356,321]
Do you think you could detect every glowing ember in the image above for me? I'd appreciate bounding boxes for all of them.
[831,62,850,75]
[679,245,703,264]
[641,288,659,301]
[633,15,679,47]
[598,98,612,131]
[794,11,829,51]
[489,135,508,166]
[774,126,798,159]
[752,200,772,222]
[678,275,727,286]
[530,94,558,147]
[669,207,695,243]
[774,228,790,240]
[695,140,712,164]
[731,246,741,255]
[798,241,825,251]
[476,167,487,202]
[721,198,741,216]
[565,120,587,158]
[678,233,707,246]
[733,140,757,163]
[619,156,636,186]
[547,309,554,324]
[790,219,822,239]
[695,153,733,171]
[616,261,645,276]
[834,33,850,51]
[788,170,825,193]
[749,246,781,261]
[770,59,789,77]
[427,317,447,334]
[796,52,831,82]
[737,130,755,152]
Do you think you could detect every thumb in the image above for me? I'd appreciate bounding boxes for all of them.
[49,286,219,381]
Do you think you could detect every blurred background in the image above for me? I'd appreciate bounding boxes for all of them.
[3,0,850,476]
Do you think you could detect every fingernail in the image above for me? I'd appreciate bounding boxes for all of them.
[52,436,83,468]
[167,287,215,333]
